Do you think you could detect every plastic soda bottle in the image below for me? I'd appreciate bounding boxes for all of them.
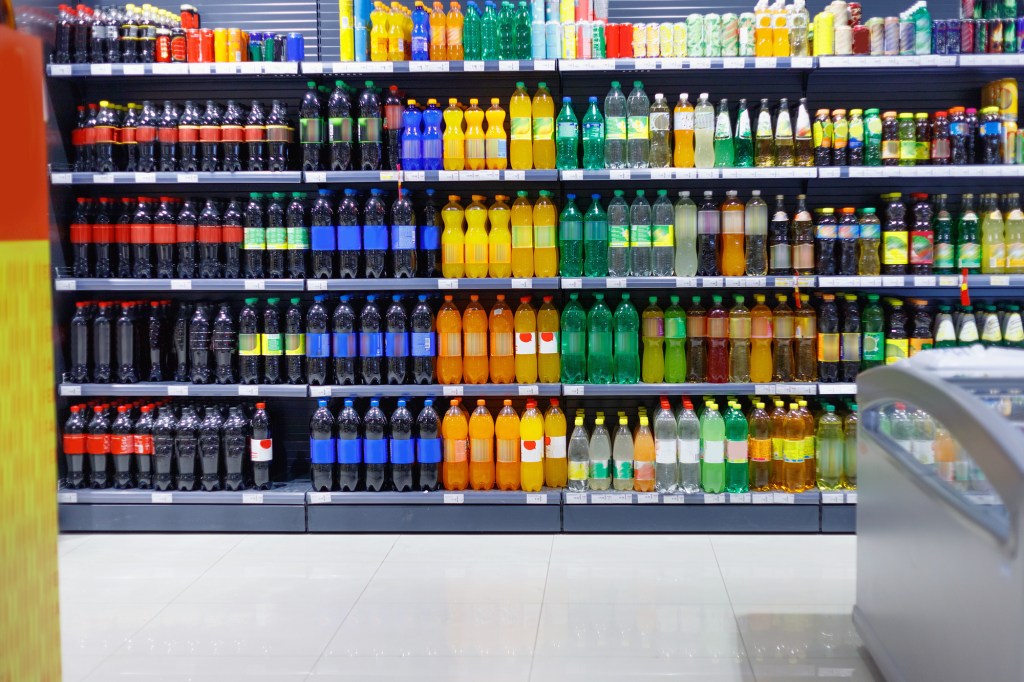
[861,294,884,369]
[685,296,708,382]
[724,402,749,493]
[555,96,579,170]
[626,81,651,168]
[519,399,544,491]
[607,190,630,276]
[649,93,672,168]
[582,96,605,170]
[436,295,463,383]
[611,413,634,490]
[604,81,627,169]
[488,194,512,277]
[515,296,538,383]
[697,192,722,278]
[416,400,442,490]
[532,82,556,169]
[446,1,464,59]
[700,402,726,494]
[651,190,675,277]
[537,296,561,383]
[363,400,389,492]
[816,404,844,490]
[442,399,469,490]
[674,191,698,277]
[677,400,701,493]
[464,194,489,278]
[693,93,715,168]
[750,294,773,383]
[510,82,533,170]
[797,400,816,489]
[713,99,735,167]
[429,1,448,59]
[589,413,612,490]
[745,190,768,276]
[583,194,609,277]
[442,98,466,171]
[560,293,587,383]
[440,194,465,278]
[463,294,489,384]
[464,0,482,59]
[559,194,584,277]
[782,403,805,492]
[957,194,981,274]
[567,412,590,491]
[674,93,695,168]
[464,99,486,171]
[421,99,444,170]
[544,398,567,487]
[481,0,499,58]
[587,293,614,383]
[794,294,817,381]
[614,293,640,383]
[469,400,495,490]
[336,399,360,491]
[633,411,656,492]
[511,191,535,277]
[629,190,653,276]
[489,294,515,383]
[641,296,665,383]
[412,2,431,60]
[721,190,745,276]
[858,207,881,275]
[748,401,772,491]
[485,98,508,170]
[729,296,752,382]
[664,296,686,383]
[654,399,678,493]
[533,190,558,277]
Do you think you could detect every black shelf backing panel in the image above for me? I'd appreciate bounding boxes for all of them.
[306,503,561,532]
[821,504,857,533]
[805,65,1006,113]
[561,503,821,533]
[59,502,306,532]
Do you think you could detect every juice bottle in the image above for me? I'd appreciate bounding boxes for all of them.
[509,81,533,170]
[633,412,656,492]
[485,97,508,170]
[1007,193,1024,274]
[511,191,534,278]
[370,2,389,61]
[721,190,745,276]
[769,400,787,488]
[532,82,555,169]
[442,399,469,490]
[750,294,773,383]
[612,414,634,491]
[673,92,695,168]
[436,295,463,383]
[543,398,567,488]
[446,1,464,60]
[685,295,707,382]
[533,190,558,277]
[537,295,560,383]
[489,294,515,383]
[782,403,804,492]
[514,295,538,383]
[664,296,686,383]
[798,399,816,489]
[464,99,486,170]
[387,5,405,61]
[754,0,773,57]
[794,294,817,381]
[982,193,1006,274]
[700,402,726,494]
[469,399,494,490]
[464,194,489,277]
[462,294,488,384]
[440,194,465,278]
[724,402,749,493]
[520,399,544,491]
[816,405,843,490]
[429,1,447,60]
[641,296,665,383]
[488,195,512,277]
[728,295,751,382]
[442,98,465,171]
[707,295,729,383]
[748,401,772,491]
[772,1,790,56]
[772,294,794,381]
[495,399,520,490]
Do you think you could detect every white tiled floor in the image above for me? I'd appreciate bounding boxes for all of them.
[59,533,883,682]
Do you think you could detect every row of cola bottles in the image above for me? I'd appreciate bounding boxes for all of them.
[67,295,436,386]
[69,189,435,280]
[62,399,274,491]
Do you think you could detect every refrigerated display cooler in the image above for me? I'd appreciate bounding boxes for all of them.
[855,347,1024,682]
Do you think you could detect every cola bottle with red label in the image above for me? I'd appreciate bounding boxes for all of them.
[177,100,200,172]
[197,198,222,279]
[157,100,178,172]
[63,405,87,489]
[121,103,139,172]
[221,100,244,172]
[245,100,266,171]
[153,196,176,278]
[111,405,135,488]
[266,100,292,172]
[134,404,154,489]
[131,196,155,278]
[250,403,273,490]
[199,100,221,172]
[87,405,111,488]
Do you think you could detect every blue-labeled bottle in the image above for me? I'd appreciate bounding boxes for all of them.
[391,188,417,278]
[338,188,361,278]
[364,399,388,492]
[311,189,335,279]
[337,399,362,492]
[401,99,424,171]
[332,295,357,385]
[359,295,384,385]
[411,294,435,384]
[385,295,409,385]
[411,2,431,61]
[306,295,331,386]
[363,188,388,278]
[416,399,442,490]
[390,400,415,492]
[421,99,444,170]
[310,399,336,492]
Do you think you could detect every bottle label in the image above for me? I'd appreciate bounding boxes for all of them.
[299,118,322,144]
[385,331,409,358]
[337,438,362,464]
[951,122,967,137]
[772,437,783,461]
[909,337,934,355]
[588,459,609,479]
[883,231,909,265]
[816,221,837,239]
[419,223,439,250]
[849,119,864,146]
[391,225,417,250]
[665,317,686,339]
[770,243,792,270]
[655,440,676,464]
[862,331,884,361]
[534,225,557,249]
[391,439,414,465]
[177,124,199,144]
[909,230,934,265]
[363,224,388,251]
[411,331,435,357]
[267,124,294,144]
[568,461,588,481]
[136,434,154,456]
[696,110,715,132]
[511,116,532,141]
[357,117,381,143]
[582,121,604,142]
[496,438,518,463]
[111,434,134,456]
[803,436,815,460]
[439,331,462,357]
[266,227,287,250]
[675,110,694,131]
[545,435,566,460]
[557,121,578,139]
[285,332,305,356]
[982,316,1002,344]
[959,321,979,344]
[364,438,387,464]
[243,124,265,143]
[464,331,487,357]
[812,119,833,149]
[244,227,266,250]
[899,140,916,161]
[310,438,336,464]
[630,223,652,246]
[932,138,950,160]
[359,332,383,357]
[538,331,559,355]
[702,440,724,464]
[817,333,840,362]
[606,116,626,140]
[1006,242,1024,270]
[749,438,771,463]
[250,438,273,462]
[652,224,673,248]
[306,332,331,358]
[491,331,513,357]
[650,111,670,134]
[987,244,1007,270]
[338,224,362,250]
[521,438,543,463]
[328,117,353,143]
[838,221,860,239]
[935,318,956,345]
[444,439,467,463]
[729,316,751,339]
[262,333,283,356]
[63,434,86,455]
[697,211,719,235]
[516,331,537,355]
[833,119,849,148]
[615,330,638,356]
[333,332,356,358]
[533,117,554,140]
[239,333,260,356]
[885,337,909,364]
[726,440,748,464]
[751,315,772,339]
[613,459,633,479]
[958,242,981,269]
[512,224,533,248]
[466,138,485,160]
[677,439,699,464]
[783,439,803,463]
[584,218,607,242]
[882,140,899,160]
[1006,316,1024,343]
[609,223,629,248]
[486,138,508,159]
[859,221,880,239]
[417,437,441,464]
[841,333,861,362]
[287,227,310,250]
[560,219,583,242]
[722,211,743,235]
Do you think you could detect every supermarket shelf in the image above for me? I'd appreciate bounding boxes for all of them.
[57,382,309,398]
[303,169,557,183]
[302,59,557,74]
[313,277,559,291]
[560,168,816,181]
[307,489,559,504]
[817,55,958,69]
[563,382,841,397]
[54,278,305,292]
[309,383,561,398]
[820,489,858,533]
[50,171,303,185]
[562,275,812,290]
[560,56,815,71]
[46,62,300,77]
[818,165,1024,179]
[57,481,307,505]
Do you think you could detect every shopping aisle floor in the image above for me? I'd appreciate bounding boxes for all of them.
[59,533,881,682]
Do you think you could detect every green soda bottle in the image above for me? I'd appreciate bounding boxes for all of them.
[861,294,885,370]
[714,98,735,168]
[864,108,882,166]
[613,293,640,384]
[560,293,587,383]
[464,1,483,60]
[734,98,754,168]
[700,402,726,494]
[581,96,605,170]
[555,96,579,170]
[481,1,499,60]
[559,193,583,277]
[816,405,845,491]
[932,194,955,275]
[664,295,687,383]
[583,194,608,277]
[587,293,614,384]
[957,193,981,274]
[724,401,750,493]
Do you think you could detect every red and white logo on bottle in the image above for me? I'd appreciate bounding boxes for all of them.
[250,438,273,462]
[135,435,154,455]
[544,435,566,459]
[86,433,110,455]
[538,331,559,354]
[515,332,536,355]
[63,434,86,455]
[521,439,542,463]
[111,434,135,456]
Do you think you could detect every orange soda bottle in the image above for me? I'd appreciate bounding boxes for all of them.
[721,189,746,276]
[429,1,447,60]
[442,398,469,490]
[489,294,515,383]
[520,399,545,492]
[750,293,774,383]
[543,398,567,488]
[469,399,495,490]
[495,399,521,490]
[436,295,463,383]
[462,294,488,384]
[488,195,512,277]
[537,295,560,383]
[445,1,464,60]
[514,296,538,383]
[633,411,656,492]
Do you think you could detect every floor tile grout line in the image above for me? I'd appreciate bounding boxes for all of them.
[527,536,555,682]
[709,535,760,682]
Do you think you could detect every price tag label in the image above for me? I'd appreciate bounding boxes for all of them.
[306,171,327,183]
[362,61,394,73]
[401,170,424,182]
[774,277,795,287]
[587,58,613,70]
[561,278,582,289]
[244,279,266,290]
[153,62,188,74]
[410,60,448,72]
[821,492,845,504]
[747,277,766,288]
[177,173,199,184]
[562,170,583,180]
[307,279,328,291]
[534,59,556,70]
[938,275,960,287]
[660,58,682,70]
[725,277,746,287]
[650,168,673,180]
[526,493,547,504]
[609,169,630,180]
[380,171,398,181]
[511,278,532,289]
[51,172,72,184]
[592,493,631,504]
[703,494,725,504]
[860,276,882,287]
[55,279,77,291]
[752,492,774,504]
[238,385,260,396]
[564,385,584,396]
[94,173,115,184]
[170,279,192,290]
[990,275,1011,286]
[701,277,724,288]
[309,385,331,397]
[504,170,525,181]
[606,277,627,288]
[723,57,745,69]
[565,492,587,504]
[773,492,795,504]
[729,493,751,504]
[689,57,711,69]
[51,64,73,76]
[214,62,237,74]
[443,493,464,504]
[460,170,499,181]
[242,493,264,504]
[61,384,82,396]
[663,495,685,504]
[438,170,459,181]
[818,383,856,395]
[58,492,79,503]
[167,385,189,396]
[189,63,212,74]
[463,60,485,71]
[309,492,332,504]
[754,384,776,395]
[135,172,157,183]
[846,492,858,504]
[881,276,905,287]
[637,493,659,504]
[755,57,777,68]
[774,383,806,395]
[675,277,697,288]
[303,61,325,73]
[818,167,841,178]
[796,276,816,287]
[442,385,464,396]
[151,492,173,504]
[91,63,113,75]
[498,60,520,71]
[518,384,539,396]
[634,58,657,70]
[437,279,459,289]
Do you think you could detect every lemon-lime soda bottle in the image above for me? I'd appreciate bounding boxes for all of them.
[532,82,556,169]
[664,295,687,383]
[442,98,465,171]
[485,97,508,170]
[641,296,665,383]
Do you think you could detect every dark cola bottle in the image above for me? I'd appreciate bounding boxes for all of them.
[222,406,248,491]
[419,189,442,277]
[221,100,244,172]
[71,197,91,278]
[243,193,265,278]
[93,101,118,172]
[199,406,223,491]
[72,105,92,172]
[245,100,267,171]
[391,189,417,278]
[199,100,221,173]
[136,100,159,172]
[173,302,190,382]
[286,192,308,279]
[285,298,305,384]
[177,100,200,172]
[359,295,384,385]
[116,302,139,383]
[337,188,361,278]
[357,81,383,171]
[174,405,200,491]
[309,399,336,491]
[63,405,87,488]
[410,295,435,384]
[416,399,441,490]
[176,198,198,279]
[121,103,139,172]
[152,405,176,491]
[384,84,403,170]
[111,405,135,488]
[222,198,243,278]
[131,196,155,278]
[696,191,721,277]
[306,295,330,386]
[53,5,73,64]
[263,298,283,384]
[120,5,138,63]
[363,189,388,278]
[82,104,98,170]
[390,399,414,492]
[337,399,361,492]
[68,302,90,383]
[310,190,335,279]
[133,404,154,489]
[189,303,212,384]
[332,296,356,385]
[87,405,111,488]
[299,81,323,171]
[265,192,286,279]
[385,295,409,384]
[364,399,388,492]
[153,196,176,278]
[115,197,134,277]
[327,80,354,171]
[238,298,260,385]
[92,301,113,383]
[213,303,237,384]
[157,100,178,172]
[266,99,292,172]
[250,402,273,490]
[93,197,114,277]
[817,294,840,383]
[197,198,222,279]
[147,301,164,381]
[72,3,91,63]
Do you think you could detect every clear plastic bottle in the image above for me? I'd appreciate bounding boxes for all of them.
[588,413,612,491]
[555,96,579,170]
[650,190,675,276]
[729,295,751,382]
[559,194,584,277]
[582,96,605,170]
[604,81,627,169]
[693,92,715,169]
[612,414,634,490]
[648,93,672,168]
[607,190,630,277]
[629,190,652,277]
[674,191,698,277]
[696,190,720,277]
[677,400,701,494]
[744,190,768,276]
[567,412,590,491]
[654,399,678,493]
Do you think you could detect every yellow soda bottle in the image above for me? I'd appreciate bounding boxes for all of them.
[495,400,521,490]
[532,190,558,277]
[485,98,508,170]
[520,399,545,492]
[509,82,533,170]
[515,296,538,383]
[370,2,389,61]
[489,294,515,383]
[462,294,488,383]
[442,98,465,171]
[440,194,465,278]
[537,295,561,383]
[387,3,405,61]
[464,99,486,170]
[464,194,489,277]
[543,398,567,488]
[511,191,534,278]
[532,82,556,170]
[488,195,512,277]
[469,399,494,490]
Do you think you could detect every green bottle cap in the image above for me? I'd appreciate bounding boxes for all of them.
[267,298,280,305]
[244,298,258,305]
[290,297,301,304]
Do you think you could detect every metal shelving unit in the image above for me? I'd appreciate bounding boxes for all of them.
[311,277,560,292]
[564,383,855,397]
[303,169,558,183]
[46,62,301,77]
[302,58,558,74]
[54,278,305,292]
[310,383,560,398]
[50,171,304,185]
[58,382,309,398]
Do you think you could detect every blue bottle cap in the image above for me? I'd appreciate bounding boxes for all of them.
[314,294,327,302]
[318,189,331,196]
[591,193,601,199]
[567,193,576,200]
[589,96,598,103]
[424,399,433,406]
[340,294,350,302]
[563,96,571,103]
[398,399,406,407]
[418,294,428,301]
[367,294,377,302]
[344,399,353,407]
[371,399,379,407]
[344,188,357,196]
[392,294,402,302]
[318,399,328,407]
